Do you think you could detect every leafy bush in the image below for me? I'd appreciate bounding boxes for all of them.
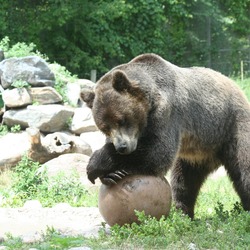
[49,63,77,105]
[96,204,250,250]
[0,124,21,136]
[0,36,47,59]
[1,155,98,207]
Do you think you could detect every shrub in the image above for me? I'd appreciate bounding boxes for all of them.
[1,155,98,207]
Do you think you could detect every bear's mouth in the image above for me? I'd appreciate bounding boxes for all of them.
[114,140,137,155]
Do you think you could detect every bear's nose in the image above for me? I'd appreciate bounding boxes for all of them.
[116,143,127,154]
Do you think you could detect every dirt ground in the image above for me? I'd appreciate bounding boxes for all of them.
[0,202,104,243]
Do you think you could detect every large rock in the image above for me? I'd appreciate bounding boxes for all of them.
[39,153,100,187]
[70,107,97,134]
[66,79,95,107]
[80,131,105,152]
[27,128,92,164]
[0,56,55,89]
[2,88,32,108]
[3,104,74,133]
[28,87,62,105]
[2,87,62,108]
[42,132,92,156]
[40,153,89,178]
[0,132,30,169]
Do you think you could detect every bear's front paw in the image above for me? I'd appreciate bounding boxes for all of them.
[100,170,129,185]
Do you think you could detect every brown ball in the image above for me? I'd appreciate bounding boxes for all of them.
[98,175,172,226]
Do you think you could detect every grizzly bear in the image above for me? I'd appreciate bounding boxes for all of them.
[80,53,250,218]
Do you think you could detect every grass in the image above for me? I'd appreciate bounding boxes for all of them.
[0,156,98,208]
[235,77,250,101]
[1,166,250,249]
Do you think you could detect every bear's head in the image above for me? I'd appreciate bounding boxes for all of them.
[81,69,150,155]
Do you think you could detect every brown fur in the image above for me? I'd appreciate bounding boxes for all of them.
[81,53,250,218]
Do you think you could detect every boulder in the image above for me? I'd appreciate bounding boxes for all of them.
[66,79,95,107]
[39,153,100,187]
[28,87,62,105]
[3,104,74,133]
[2,88,32,108]
[42,132,92,156]
[0,132,30,169]
[40,153,89,177]
[27,128,92,164]
[0,56,55,89]
[70,107,97,134]
[2,87,62,108]
[80,131,105,152]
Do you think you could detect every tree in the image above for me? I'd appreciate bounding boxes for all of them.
[0,0,249,77]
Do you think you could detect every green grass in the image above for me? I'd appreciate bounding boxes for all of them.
[0,156,98,208]
[236,77,250,101]
[1,172,250,250]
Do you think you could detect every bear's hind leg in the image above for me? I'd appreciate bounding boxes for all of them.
[222,137,250,211]
[171,159,212,218]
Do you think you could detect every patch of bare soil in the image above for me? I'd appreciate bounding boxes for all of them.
[0,202,104,243]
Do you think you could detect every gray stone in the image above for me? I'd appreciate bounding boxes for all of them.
[66,79,95,107]
[39,153,101,187]
[0,56,55,89]
[0,132,30,169]
[28,86,62,104]
[2,88,32,108]
[80,131,105,152]
[70,107,97,135]
[3,104,74,133]
[42,132,92,156]
[39,153,91,185]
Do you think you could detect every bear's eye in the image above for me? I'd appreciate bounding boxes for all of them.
[118,119,125,126]
[100,125,111,136]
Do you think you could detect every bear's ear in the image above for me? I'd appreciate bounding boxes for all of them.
[80,89,95,108]
[112,70,137,94]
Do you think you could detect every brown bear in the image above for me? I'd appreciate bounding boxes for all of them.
[80,53,250,218]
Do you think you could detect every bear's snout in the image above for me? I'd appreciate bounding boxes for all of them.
[113,136,137,155]
[115,142,128,154]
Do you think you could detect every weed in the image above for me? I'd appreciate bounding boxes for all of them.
[11,80,31,89]
[0,124,8,136]
[10,124,21,133]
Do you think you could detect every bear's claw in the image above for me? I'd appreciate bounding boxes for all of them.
[100,170,129,185]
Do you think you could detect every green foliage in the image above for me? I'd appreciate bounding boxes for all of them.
[0,36,47,59]
[0,124,9,136]
[10,124,21,133]
[49,63,77,105]
[1,155,98,207]
[11,80,30,89]
[0,124,22,136]
[236,78,250,101]
[0,1,249,77]
[11,155,45,200]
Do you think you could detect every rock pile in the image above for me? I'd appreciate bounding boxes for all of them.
[0,54,105,179]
